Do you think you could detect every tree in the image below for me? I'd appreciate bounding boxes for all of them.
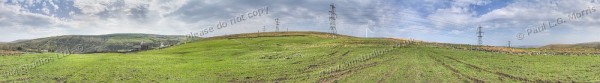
[16,47,23,51]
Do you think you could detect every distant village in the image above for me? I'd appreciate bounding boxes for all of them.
[128,41,177,52]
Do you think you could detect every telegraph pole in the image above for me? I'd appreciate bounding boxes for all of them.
[477,25,484,46]
[329,3,337,34]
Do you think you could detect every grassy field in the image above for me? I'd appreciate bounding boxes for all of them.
[1,32,600,82]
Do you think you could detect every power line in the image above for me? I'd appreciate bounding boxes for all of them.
[311,16,477,42]
[337,10,475,37]
[312,4,476,37]
[348,17,476,41]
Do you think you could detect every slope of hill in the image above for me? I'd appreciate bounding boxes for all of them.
[542,42,600,49]
[1,32,600,82]
[0,33,188,53]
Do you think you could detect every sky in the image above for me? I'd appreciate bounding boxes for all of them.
[1,0,600,46]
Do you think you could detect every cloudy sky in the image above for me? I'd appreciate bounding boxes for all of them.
[1,0,600,46]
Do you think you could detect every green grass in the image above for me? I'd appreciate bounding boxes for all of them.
[1,33,600,82]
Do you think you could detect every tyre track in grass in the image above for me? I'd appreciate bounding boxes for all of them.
[376,51,403,83]
[318,56,398,83]
[318,62,379,83]
[376,64,398,83]
[427,55,484,83]
[318,48,396,83]
[376,52,420,83]
[439,55,554,82]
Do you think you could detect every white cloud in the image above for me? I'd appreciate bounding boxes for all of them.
[473,0,600,45]
[72,0,113,15]
[48,0,59,11]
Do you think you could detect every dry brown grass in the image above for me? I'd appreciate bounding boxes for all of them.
[0,50,24,56]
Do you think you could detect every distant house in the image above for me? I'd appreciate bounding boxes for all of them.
[158,42,176,49]
[132,41,150,51]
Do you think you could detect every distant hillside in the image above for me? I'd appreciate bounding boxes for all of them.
[207,31,355,39]
[541,42,600,49]
[513,45,543,48]
[0,33,189,53]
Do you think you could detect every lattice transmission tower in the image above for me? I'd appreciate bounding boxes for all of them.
[329,3,337,34]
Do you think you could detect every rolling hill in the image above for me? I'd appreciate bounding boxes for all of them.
[1,32,600,82]
[542,42,600,49]
[0,33,189,53]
